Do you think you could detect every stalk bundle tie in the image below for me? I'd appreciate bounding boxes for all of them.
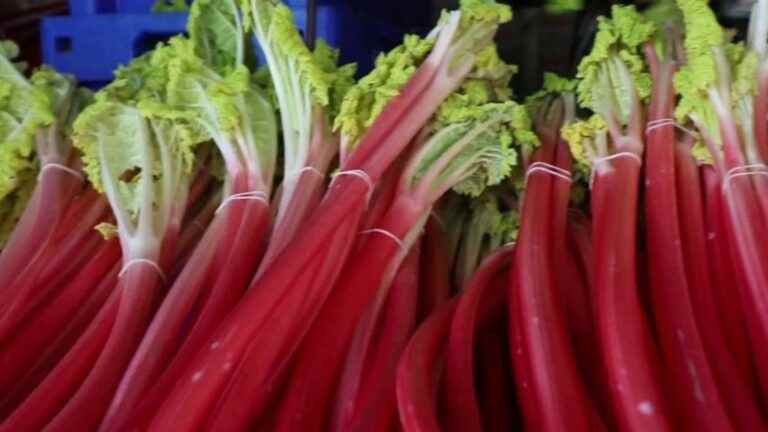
[645,118,698,138]
[119,258,166,281]
[291,166,324,179]
[359,228,405,251]
[589,152,642,188]
[525,162,573,185]
[216,191,269,214]
[722,164,768,192]
[39,163,84,181]
[334,169,374,202]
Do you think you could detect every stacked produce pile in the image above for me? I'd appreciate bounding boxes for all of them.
[0,0,767,431]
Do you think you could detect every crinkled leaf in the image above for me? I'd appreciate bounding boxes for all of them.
[577,5,654,124]
[244,0,351,178]
[437,46,516,125]
[525,72,577,119]
[163,51,276,179]
[459,0,513,27]
[313,40,357,118]
[245,0,334,106]
[561,114,606,176]
[409,101,532,197]
[334,34,434,143]
[335,0,512,147]
[74,102,150,199]
[0,44,72,202]
[674,0,725,126]
[644,0,683,58]
[188,0,244,73]
[30,66,77,126]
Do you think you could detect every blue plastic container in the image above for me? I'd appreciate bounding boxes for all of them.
[42,0,371,87]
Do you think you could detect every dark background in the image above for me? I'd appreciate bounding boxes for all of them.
[0,0,754,95]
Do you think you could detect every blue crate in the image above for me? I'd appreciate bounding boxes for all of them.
[65,0,327,16]
[42,0,371,87]
[42,13,188,85]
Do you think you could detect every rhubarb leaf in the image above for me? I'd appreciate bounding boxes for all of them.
[577,5,654,125]
[335,0,513,148]
[562,114,607,174]
[673,0,725,129]
[334,34,434,145]
[188,0,245,73]
[407,100,532,199]
[0,42,76,202]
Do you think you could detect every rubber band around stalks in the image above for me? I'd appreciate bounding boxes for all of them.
[589,152,643,188]
[528,161,572,178]
[644,118,698,138]
[359,228,405,251]
[525,162,573,186]
[290,166,324,179]
[216,191,269,214]
[333,169,374,202]
[119,258,166,281]
[39,163,84,181]
[722,164,768,192]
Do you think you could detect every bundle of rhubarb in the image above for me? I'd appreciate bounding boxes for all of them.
[1,0,768,430]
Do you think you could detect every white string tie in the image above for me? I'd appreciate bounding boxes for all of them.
[528,162,572,177]
[645,118,698,138]
[590,152,643,188]
[216,191,269,214]
[727,164,768,175]
[359,228,405,251]
[291,166,324,179]
[40,163,84,181]
[119,259,166,282]
[525,162,573,186]
[723,164,768,192]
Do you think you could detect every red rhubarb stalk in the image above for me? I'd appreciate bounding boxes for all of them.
[639,34,734,428]
[700,165,757,388]
[674,141,767,429]
[396,299,457,432]
[0,285,121,431]
[0,63,84,291]
[0,238,120,394]
[157,206,364,432]
[0,265,119,418]
[510,145,602,431]
[102,174,272,431]
[719,169,768,404]
[272,94,525,431]
[443,245,513,432]
[332,241,422,432]
[148,7,508,429]
[419,215,453,319]
[476,323,517,431]
[593,147,670,431]
[0,197,108,339]
[211,198,419,431]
